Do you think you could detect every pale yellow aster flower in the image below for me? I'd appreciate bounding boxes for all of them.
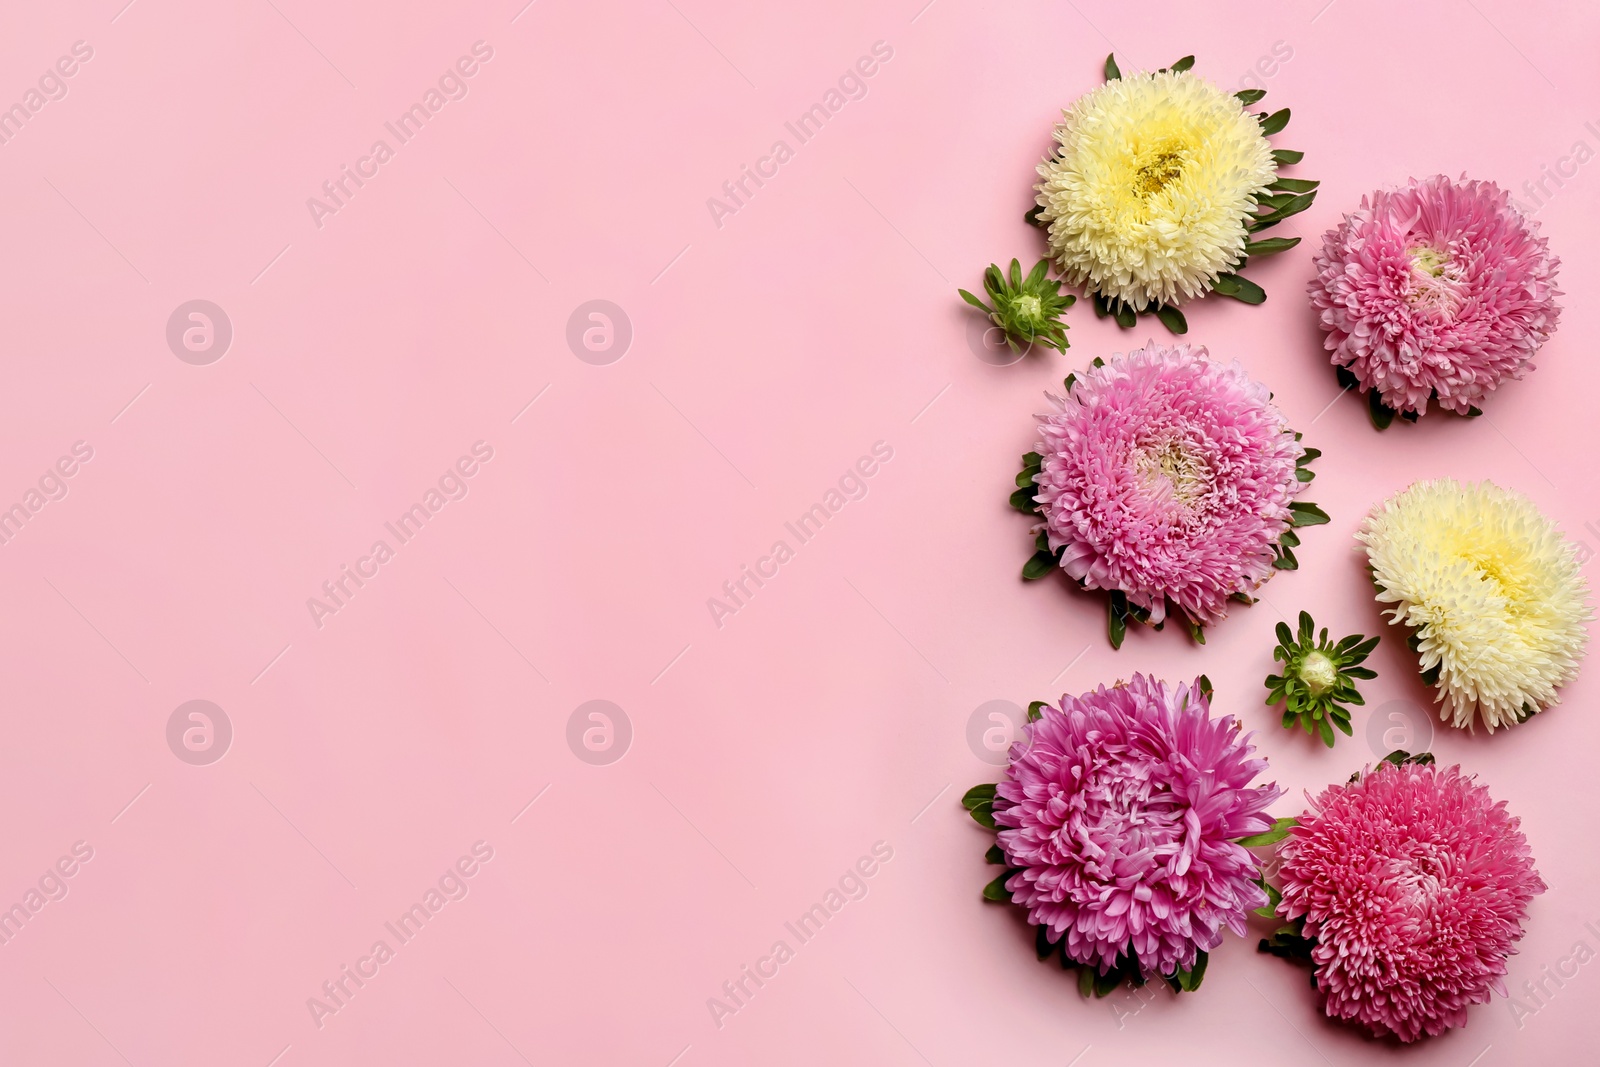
[1035,68,1276,311]
[1358,478,1592,732]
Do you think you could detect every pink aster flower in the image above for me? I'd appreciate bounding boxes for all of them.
[1276,760,1545,1042]
[1308,174,1561,418]
[1027,342,1311,635]
[994,674,1281,980]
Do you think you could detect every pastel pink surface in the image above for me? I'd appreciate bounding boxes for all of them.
[0,1,1596,1064]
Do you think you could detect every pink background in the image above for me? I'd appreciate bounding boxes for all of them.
[0,0,1597,1063]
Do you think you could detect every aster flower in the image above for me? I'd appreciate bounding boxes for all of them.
[1265,611,1379,746]
[1030,53,1316,331]
[959,258,1075,354]
[1262,754,1546,1042]
[1309,175,1562,425]
[964,674,1281,995]
[1013,342,1326,647]
[1359,478,1591,731]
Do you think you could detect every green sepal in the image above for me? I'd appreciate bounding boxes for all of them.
[1368,388,1397,430]
[1026,700,1047,721]
[982,871,1016,901]
[985,844,1005,864]
[1271,148,1304,165]
[1235,88,1267,104]
[1153,304,1187,334]
[1169,55,1194,72]
[961,784,996,809]
[1288,501,1330,526]
[1244,236,1301,258]
[1258,108,1290,135]
[1108,591,1129,649]
[1022,550,1056,580]
[1211,273,1267,304]
[1104,53,1121,81]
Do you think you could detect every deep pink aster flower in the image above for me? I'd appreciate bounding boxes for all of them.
[1308,174,1561,418]
[1028,342,1310,632]
[994,674,1281,980]
[1276,760,1545,1042]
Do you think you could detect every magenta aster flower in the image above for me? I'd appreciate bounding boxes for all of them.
[985,675,1281,986]
[1274,758,1545,1042]
[1308,174,1561,422]
[1015,342,1322,646]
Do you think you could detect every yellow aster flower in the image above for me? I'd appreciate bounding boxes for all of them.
[1358,478,1592,732]
[1034,65,1278,312]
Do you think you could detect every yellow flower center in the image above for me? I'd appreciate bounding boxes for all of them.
[1406,244,1467,317]
[1130,141,1188,199]
[1135,439,1208,508]
[1299,651,1339,695]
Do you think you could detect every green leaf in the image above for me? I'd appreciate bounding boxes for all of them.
[1093,968,1123,997]
[1288,502,1331,526]
[1368,388,1396,430]
[1186,617,1206,645]
[1077,966,1095,996]
[1268,177,1320,193]
[982,871,1014,901]
[1113,302,1136,329]
[1026,700,1047,721]
[1235,88,1267,104]
[985,844,1005,864]
[1237,817,1298,848]
[1091,292,1110,318]
[958,288,991,313]
[1244,236,1301,258]
[1318,716,1335,747]
[1211,273,1267,304]
[1170,951,1209,991]
[1297,446,1321,465]
[1024,204,1046,228]
[1251,192,1317,230]
[1108,592,1129,649]
[1009,487,1037,512]
[1254,878,1283,918]
[1153,304,1187,334]
[1022,550,1056,580]
[1197,674,1214,702]
[1170,55,1195,72]
[1258,108,1290,135]
[1271,148,1304,165]
[1037,923,1056,960]
[961,784,996,809]
[1273,547,1299,570]
[968,802,997,830]
[1295,467,1314,482]
[1015,468,1036,488]
[1104,53,1121,81]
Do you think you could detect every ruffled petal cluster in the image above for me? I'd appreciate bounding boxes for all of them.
[1309,175,1561,415]
[1358,478,1591,731]
[995,675,1280,979]
[1035,68,1276,311]
[1032,342,1304,626]
[1277,761,1546,1041]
